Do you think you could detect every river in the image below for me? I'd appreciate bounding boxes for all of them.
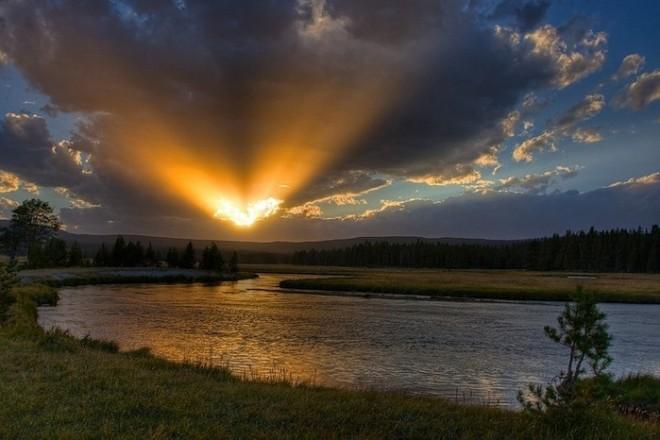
[38,273,660,407]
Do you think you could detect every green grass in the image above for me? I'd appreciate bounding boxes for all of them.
[19,267,257,287]
[0,284,658,439]
[580,375,660,419]
[272,267,660,303]
[41,272,256,287]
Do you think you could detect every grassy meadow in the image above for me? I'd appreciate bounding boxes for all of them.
[19,266,257,287]
[0,283,658,439]
[248,265,660,303]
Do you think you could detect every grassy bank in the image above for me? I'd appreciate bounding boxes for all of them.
[243,263,364,275]
[272,267,660,303]
[19,267,257,287]
[0,284,658,438]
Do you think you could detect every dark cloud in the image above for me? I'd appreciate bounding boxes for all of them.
[553,94,605,131]
[0,113,84,187]
[0,0,611,236]
[613,70,660,110]
[344,28,543,176]
[301,177,660,240]
[612,54,645,81]
[522,23,606,89]
[0,196,20,218]
[379,181,660,239]
[324,0,449,44]
[488,0,551,31]
[59,205,206,238]
[286,171,389,207]
[61,174,660,241]
[495,165,578,194]
[39,103,59,118]
[513,94,605,161]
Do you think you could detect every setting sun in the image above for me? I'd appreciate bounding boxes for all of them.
[214,197,282,227]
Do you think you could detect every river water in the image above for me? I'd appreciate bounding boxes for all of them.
[38,274,660,406]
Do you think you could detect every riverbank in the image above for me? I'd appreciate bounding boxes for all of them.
[0,283,658,438]
[252,266,660,303]
[19,267,257,287]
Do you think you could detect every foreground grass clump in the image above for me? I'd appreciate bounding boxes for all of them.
[4,284,59,336]
[578,375,660,421]
[277,268,660,303]
[0,282,657,438]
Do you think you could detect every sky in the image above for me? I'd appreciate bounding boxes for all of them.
[0,0,658,241]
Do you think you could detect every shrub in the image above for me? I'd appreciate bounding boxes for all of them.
[519,287,612,411]
[0,262,19,323]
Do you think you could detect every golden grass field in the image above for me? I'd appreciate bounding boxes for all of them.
[243,264,660,303]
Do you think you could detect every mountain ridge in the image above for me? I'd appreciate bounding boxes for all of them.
[56,231,516,255]
[0,220,517,255]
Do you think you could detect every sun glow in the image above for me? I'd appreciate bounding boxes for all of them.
[90,43,404,232]
[214,197,282,227]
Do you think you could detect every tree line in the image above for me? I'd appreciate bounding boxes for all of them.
[0,199,239,272]
[27,237,84,268]
[3,199,658,273]
[93,236,239,272]
[291,226,660,273]
[16,234,240,272]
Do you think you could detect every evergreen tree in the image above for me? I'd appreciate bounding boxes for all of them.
[614,233,627,272]
[112,236,126,266]
[519,288,611,411]
[0,199,61,259]
[27,243,46,268]
[68,241,83,266]
[145,242,157,266]
[648,227,659,273]
[125,241,137,266]
[229,251,239,274]
[201,243,224,271]
[216,246,225,272]
[201,246,211,270]
[180,242,196,269]
[44,237,68,267]
[166,247,179,268]
[94,243,110,266]
[123,241,146,266]
[135,241,145,266]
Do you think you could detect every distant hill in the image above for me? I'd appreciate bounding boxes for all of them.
[0,220,514,257]
[0,220,513,261]
[56,231,514,257]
